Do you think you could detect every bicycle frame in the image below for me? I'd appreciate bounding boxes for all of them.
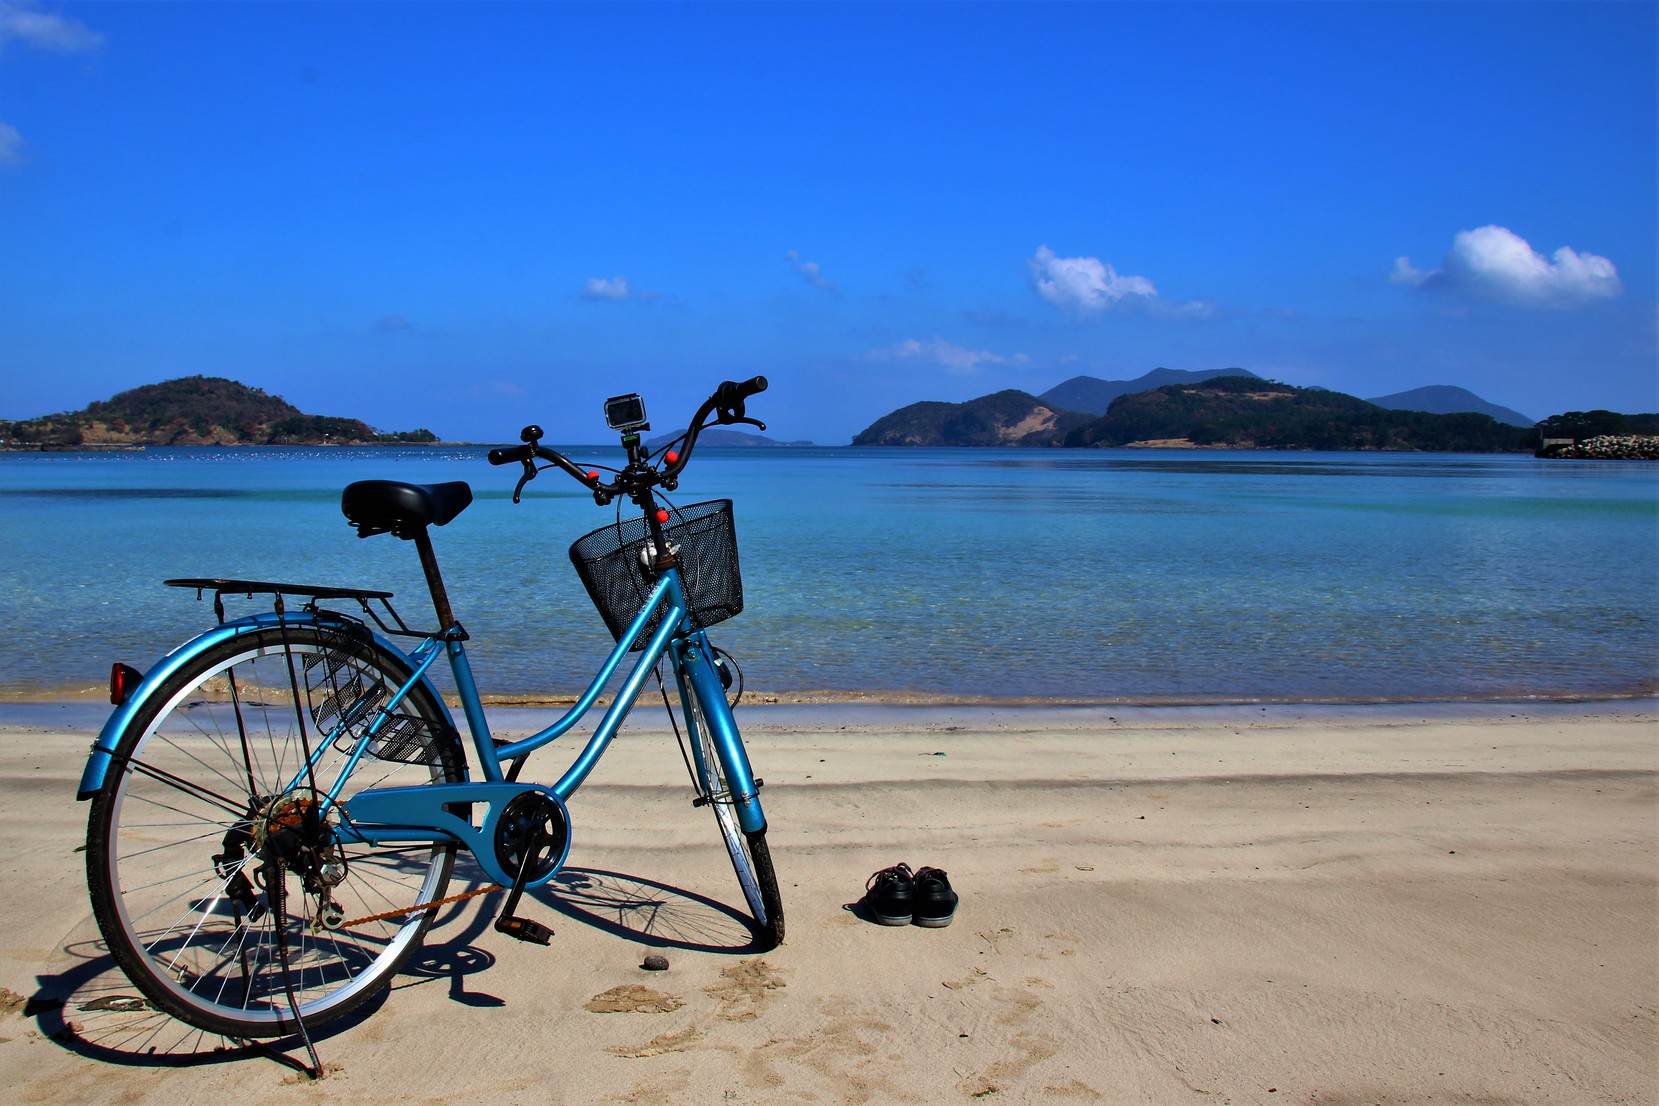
[78,379,780,1047]
[77,562,766,889]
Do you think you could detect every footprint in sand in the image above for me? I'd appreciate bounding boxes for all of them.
[584,985,685,1014]
[605,1024,705,1058]
[956,986,1061,1098]
[703,958,785,1022]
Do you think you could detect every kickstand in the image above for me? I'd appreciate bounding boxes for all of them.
[493,828,554,946]
[267,861,326,1078]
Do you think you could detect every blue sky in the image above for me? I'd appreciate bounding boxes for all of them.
[2,2,1654,444]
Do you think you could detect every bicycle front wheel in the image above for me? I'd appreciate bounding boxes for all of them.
[85,622,467,1038]
[685,676,784,950]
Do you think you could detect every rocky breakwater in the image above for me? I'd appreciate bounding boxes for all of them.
[1537,435,1659,460]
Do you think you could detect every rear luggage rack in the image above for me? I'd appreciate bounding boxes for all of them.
[163,577,427,637]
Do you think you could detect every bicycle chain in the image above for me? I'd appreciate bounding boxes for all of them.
[338,883,501,929]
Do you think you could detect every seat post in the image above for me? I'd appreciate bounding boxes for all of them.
[409,527,459,632]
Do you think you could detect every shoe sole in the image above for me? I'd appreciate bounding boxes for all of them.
[913,913,954,928]
[871,911,912,926]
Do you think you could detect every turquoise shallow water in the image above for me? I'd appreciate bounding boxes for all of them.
[1,446,1654,702]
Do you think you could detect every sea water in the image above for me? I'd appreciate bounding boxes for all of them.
[1,447,1654,703]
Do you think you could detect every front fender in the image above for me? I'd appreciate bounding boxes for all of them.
[76,612,448,800]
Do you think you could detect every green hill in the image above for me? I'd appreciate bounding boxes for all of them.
[1039,367,1262,416]
[1534,410,1659,438]
[0,376,438,448]
[852,389,1092,446]
[1065,376,1531,451]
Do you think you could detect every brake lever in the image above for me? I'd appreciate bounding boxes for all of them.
[512,459,537,504]
[714,409,767,432]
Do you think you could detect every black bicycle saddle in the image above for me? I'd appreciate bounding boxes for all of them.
[342,480,473,540]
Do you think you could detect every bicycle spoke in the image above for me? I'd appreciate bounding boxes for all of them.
[89,627,464,1036]
[114,753,249,821]
[113,829,224,862]
[136,872,237,959]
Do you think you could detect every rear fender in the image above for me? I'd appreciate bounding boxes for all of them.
[75,612,448,800]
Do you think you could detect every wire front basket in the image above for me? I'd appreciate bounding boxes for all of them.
[568,499,742,648]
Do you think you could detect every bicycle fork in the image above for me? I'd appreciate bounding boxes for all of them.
[674,634,767,834]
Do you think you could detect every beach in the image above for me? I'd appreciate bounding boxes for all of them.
[1,699,1653,1105]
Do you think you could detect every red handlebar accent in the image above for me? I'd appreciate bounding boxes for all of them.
[655,509,670,523]
[585,470,599,481]
[664,450,679,464]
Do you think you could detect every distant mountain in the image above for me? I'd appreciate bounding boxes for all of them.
[645,427,814,449]
[1066,376,1530,452]
[1040,367,1262,416]
[1365,385,1534,428]
[0,376,438,448]
[852,390,1091,446]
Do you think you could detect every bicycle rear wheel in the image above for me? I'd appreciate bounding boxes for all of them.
[85,622,467,1038]
[684,675,784,949]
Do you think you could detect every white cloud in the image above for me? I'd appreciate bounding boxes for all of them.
[1389,256,1430,287]
[578,276,663,303]
[786,250,838,294]
[1028,245,1213,319]
[0,1,104,52]
[1391,225,1622,307]
[865,337,1009,374]
[0,121,21,166]
[1029,245,1154,314]
[580,276,632,301]
[0,3,103,171]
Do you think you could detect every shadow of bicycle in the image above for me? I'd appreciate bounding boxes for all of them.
[28,887,499,1075]
[534,866,769,954]
[29,864,762,1072]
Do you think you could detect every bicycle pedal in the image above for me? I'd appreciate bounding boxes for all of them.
[494,915,554,945]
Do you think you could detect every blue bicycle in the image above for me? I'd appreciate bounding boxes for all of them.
[78,378,783,1040]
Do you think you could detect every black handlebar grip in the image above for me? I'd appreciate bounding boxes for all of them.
[488,444,534,465]
[714,376,768,408]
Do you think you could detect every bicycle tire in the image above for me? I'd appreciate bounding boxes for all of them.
[685,675,784,949]
[85,622,467,1038]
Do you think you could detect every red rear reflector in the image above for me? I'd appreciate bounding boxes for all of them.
[110,663,143,705]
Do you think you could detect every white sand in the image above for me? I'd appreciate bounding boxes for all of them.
[1,701,1654,1104]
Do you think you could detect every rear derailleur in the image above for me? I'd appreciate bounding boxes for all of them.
[214,791,350,932]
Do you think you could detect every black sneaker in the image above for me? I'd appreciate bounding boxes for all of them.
[911,866,958,928]
[864,863,914,925]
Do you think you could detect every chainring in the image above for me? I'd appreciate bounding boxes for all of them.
[493,791,570,884]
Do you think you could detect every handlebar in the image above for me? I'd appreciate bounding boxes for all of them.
[485,443,536,466]
[714,375,768,413]
[668,374,767,482]
[487,377,769,507]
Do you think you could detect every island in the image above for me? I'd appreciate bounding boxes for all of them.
[854,372,1658,456]
[0,376,438,449]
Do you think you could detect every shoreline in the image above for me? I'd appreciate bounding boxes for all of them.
[3,681,1654,708]
[3,691,1654,740]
